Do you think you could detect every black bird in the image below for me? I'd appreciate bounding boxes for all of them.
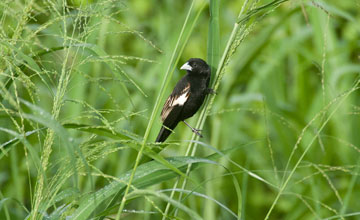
[155,58,213,143]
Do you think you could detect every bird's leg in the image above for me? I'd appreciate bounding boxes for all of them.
[183,121,203,138]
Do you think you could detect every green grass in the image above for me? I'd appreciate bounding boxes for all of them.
[1,0,360,219]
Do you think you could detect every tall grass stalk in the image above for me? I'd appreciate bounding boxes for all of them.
[115,1,207,219]
[167,0,290,218]
[265,83,360,219]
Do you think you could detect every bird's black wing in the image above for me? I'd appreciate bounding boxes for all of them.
[156,81,190,142]
[161,81,190,123]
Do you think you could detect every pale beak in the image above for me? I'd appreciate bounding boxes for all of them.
[180,62,192,71]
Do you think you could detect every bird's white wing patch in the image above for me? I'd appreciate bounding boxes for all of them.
[172,91,189,106]
[160,83,190,122]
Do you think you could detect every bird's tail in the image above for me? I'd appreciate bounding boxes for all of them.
[156,124,176,143]
[155,126,171,143]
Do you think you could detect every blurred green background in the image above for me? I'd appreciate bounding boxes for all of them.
[1,0,360,219]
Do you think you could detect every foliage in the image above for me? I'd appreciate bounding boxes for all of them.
[0,0,359,219]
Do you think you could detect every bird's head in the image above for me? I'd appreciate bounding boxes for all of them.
[180,58,210,76]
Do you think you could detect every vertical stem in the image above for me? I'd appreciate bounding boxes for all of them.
[116,1,207,219]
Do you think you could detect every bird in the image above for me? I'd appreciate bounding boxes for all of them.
[155,58,214,143]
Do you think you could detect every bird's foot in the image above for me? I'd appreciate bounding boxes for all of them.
[191,128,203,138]
[206,88,216,95]
[183,121,204,138]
